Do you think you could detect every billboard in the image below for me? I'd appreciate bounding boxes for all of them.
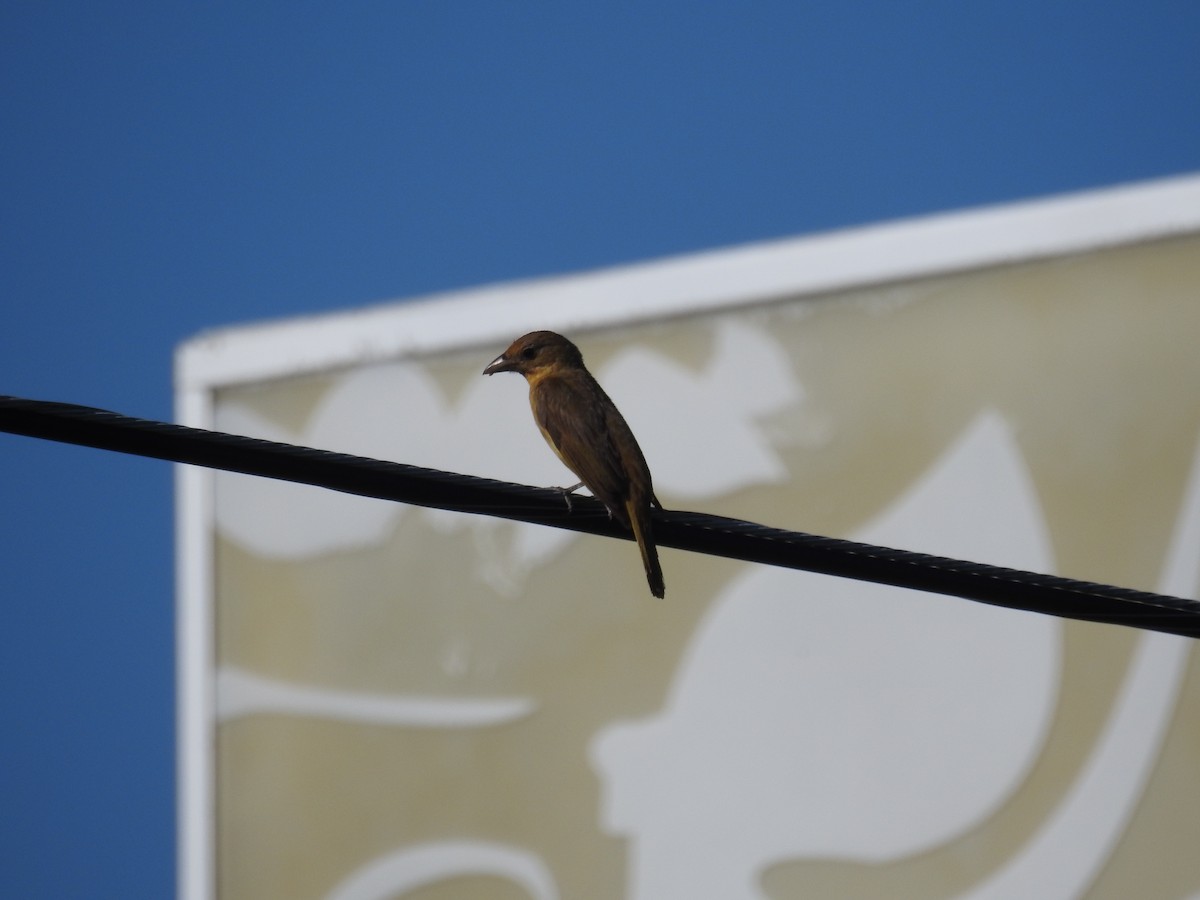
[177,174,1200,899]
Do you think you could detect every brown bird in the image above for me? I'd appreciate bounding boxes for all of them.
[483,330,665,598]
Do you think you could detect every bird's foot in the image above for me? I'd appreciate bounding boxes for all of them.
[554,482,585,513]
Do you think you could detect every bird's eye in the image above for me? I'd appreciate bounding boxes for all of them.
[520,346,538,360]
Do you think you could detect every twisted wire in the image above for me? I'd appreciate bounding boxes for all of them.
[2,394,1197,638]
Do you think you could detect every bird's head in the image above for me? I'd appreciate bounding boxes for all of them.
[482,330,585,378]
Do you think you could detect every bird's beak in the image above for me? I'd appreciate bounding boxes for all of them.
[483,354,516,376]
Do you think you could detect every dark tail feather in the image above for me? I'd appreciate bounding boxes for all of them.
[627,497,665,598]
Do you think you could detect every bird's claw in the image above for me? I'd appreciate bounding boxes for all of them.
[555,482,585,513]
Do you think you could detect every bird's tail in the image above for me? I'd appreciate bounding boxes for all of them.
[626,496,665,599]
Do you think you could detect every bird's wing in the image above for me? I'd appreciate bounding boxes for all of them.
[534,374,631,520]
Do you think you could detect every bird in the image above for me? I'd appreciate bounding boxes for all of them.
[483,330,665,598]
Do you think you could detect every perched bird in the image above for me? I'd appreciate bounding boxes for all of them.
[483,330,665,598]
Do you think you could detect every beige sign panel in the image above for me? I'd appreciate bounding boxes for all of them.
[178,175,1200,900]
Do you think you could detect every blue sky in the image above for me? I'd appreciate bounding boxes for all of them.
[1,4,1197,896]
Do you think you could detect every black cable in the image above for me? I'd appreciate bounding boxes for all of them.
[2,394,1198,638]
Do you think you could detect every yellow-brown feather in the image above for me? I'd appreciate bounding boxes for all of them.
[626,495,665,599]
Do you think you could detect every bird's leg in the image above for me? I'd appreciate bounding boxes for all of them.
[555,481,585,513]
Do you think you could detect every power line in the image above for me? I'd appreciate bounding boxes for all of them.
[2,394,1198,638]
